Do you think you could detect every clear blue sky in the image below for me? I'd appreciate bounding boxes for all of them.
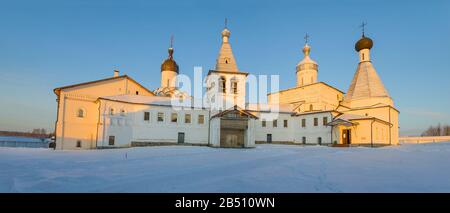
[1,0,449,135]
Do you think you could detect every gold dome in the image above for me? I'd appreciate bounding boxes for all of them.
[355,36,373,52]
[161,47,179,73]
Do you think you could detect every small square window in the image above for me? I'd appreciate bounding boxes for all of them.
[109,136,115,146]
[77,109,85,118]
[185,114,191,123]
[144,112,150,121]
[157,112,164,122]
[198,115,205,124]
[171,113,178,123]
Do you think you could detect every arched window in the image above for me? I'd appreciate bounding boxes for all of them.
[309,104,313,111]
[120,109,126,116]
[219,76,226,93]
[318,137,322,145]
[77,108,85,118]
[109,108,115,116]
[231,77,238,94]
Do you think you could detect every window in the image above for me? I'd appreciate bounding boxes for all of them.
[157,112,164,122]
[198,115,205,124]
[120,109,126,116]
[109,108,115,116]
[323,117,328,126]
[219,77,226,93]
[136,91,139,95]
[302,137,306,144]
[314,118,318,126]
[301,119,306,127]
[171,113,178,123]
[318,137,322,145]
[262,119,266,127]
[109,136,115,146]
[144,112,150,121]
[185,114,191,123]
[273,119,278,128]
[284,120,288,128]
[231,78,238,94]
[77,109,85,118]
[309,104,313,111]
[76,140,82,148]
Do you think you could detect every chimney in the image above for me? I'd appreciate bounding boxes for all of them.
[114,70,119,77]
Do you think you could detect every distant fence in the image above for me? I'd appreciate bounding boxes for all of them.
[399,136,450,144]
[0,137,50,148]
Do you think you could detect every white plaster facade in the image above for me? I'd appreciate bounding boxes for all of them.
[53,27,399,150]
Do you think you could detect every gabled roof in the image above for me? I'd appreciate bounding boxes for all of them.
[327,113,392,126]
[267,81,345,95]
[211,105,258,119]
[53,75,154,96]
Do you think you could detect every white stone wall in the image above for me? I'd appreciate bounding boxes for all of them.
[99,100,211,147]
[253,111,332,144]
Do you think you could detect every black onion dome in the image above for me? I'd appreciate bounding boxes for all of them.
[355,36,373,52]
[161,48,179,73]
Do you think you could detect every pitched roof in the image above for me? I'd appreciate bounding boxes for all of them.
[211,105,258,119]
[344,62,390,101]
[53,75,154,95]
[267,81,345,95]
[99,95,206,109]
[215,29,239,72]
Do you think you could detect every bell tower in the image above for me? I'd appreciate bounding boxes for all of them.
[296,34,318,86]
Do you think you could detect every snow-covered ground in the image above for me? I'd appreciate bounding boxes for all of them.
[1,142,450,192]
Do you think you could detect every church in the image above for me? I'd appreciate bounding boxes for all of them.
[53,24,399,150]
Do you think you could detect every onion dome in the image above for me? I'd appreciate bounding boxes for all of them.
[221,28,231,38]
[355,36,373,52]
[161,47,179,73]
[296,43,318,71]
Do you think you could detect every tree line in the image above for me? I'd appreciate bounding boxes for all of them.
[421,124,450,136]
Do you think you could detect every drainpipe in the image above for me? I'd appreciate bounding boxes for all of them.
[371,119,375,148]
[207,108,211,146]
[95,99,102,149]
[53,95,60,150]
[330,125,333,146]
[61,95,67,150]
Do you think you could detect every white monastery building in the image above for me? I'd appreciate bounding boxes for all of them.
[53,25,399,150]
